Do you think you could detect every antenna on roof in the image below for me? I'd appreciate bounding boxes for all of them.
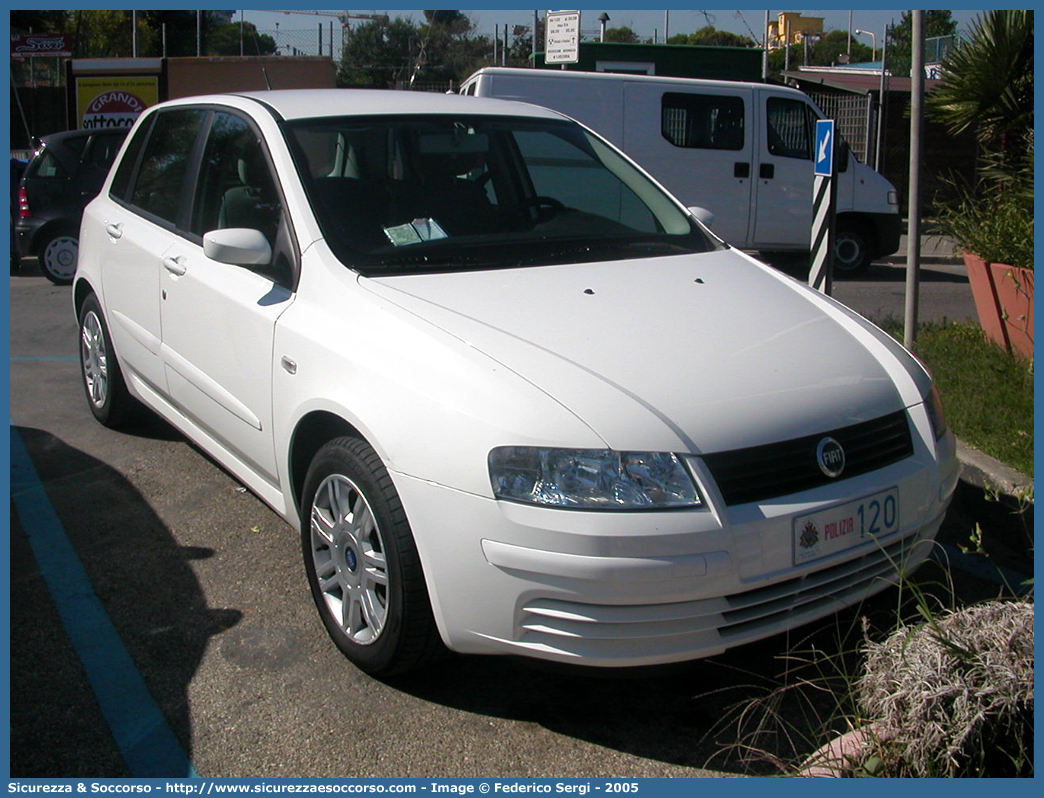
[250,26,273,90]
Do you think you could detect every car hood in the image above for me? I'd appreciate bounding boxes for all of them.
[363,250,924,454]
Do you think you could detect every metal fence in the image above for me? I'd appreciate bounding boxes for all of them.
[805,90,875,164]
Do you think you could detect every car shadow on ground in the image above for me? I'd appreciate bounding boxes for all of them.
[9,426,242,777]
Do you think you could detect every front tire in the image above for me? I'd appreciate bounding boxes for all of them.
[834,223,873,277]
[39,231,78,285]
[79,293,133,428]
[301,437,442,676]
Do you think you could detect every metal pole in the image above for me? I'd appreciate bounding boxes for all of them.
[240,11,245,57]
[664,10,669,41]
[533,10,538,62]
[904,11,925,350]
[494,24,499,64]
[197,10,201,56]
[763,11,770,81]
[848,10,852,55]
[875,28,888,171]
[162,23,167,58]
[133,10,139,57]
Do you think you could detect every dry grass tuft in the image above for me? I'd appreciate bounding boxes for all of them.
[857,599,1034,776]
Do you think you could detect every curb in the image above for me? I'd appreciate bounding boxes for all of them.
[879,255,963,267]
[955,439,1034,499]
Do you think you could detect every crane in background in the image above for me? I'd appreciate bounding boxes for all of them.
[269,10,388,28]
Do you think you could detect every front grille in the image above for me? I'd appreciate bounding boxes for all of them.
[517,530,931,658]
[702,410,913,506]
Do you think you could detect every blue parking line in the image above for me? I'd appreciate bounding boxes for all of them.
[9,422,198,778]
[10,356,79,362]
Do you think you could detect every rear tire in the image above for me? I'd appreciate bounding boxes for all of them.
[301,436,443,677]
[39,231,78,285]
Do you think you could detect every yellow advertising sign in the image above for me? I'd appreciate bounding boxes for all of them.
[75,76,160,130]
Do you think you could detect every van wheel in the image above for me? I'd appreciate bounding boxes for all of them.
[79,293,133,428]
[39,231,78,285]
[834,224,873,277]
[301,437,443,677]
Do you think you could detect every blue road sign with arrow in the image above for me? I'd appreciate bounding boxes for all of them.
[815,119,835,177]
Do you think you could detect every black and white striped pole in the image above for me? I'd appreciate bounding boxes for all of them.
[808,119,837,295]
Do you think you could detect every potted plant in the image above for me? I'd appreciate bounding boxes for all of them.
[928,10,1034,360]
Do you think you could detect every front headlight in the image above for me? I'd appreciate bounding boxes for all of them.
[488,447,702,510]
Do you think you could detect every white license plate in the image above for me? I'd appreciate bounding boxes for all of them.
[793,487,900,566]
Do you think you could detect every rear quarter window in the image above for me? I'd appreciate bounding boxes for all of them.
[26,150,68,180]
[110,118,152,201]
[127,109,207,225]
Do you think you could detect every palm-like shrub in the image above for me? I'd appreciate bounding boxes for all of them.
[928,10,1034,268]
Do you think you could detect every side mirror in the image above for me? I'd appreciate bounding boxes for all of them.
[688,206,715,229]
[203,228,272,267]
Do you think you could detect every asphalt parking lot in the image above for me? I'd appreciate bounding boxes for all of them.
[9,256,1018,779]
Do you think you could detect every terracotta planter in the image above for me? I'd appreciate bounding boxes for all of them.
[963,251,1034,361]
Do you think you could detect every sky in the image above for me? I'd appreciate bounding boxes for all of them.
[238,6,987,44]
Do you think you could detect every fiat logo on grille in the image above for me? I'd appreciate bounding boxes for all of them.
[816,437,846,478]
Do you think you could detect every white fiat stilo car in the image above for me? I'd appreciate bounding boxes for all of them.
[74,90,959,676]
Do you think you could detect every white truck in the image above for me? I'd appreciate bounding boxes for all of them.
[461,67,901,275]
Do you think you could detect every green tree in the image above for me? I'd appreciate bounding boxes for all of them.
[338,17,421,88]
[668,26,755,48]
[207,22,276,57]
[604,27,641,44]
[806,30,873,67]
[413,10,492,84]
[67,9,156,58]
[929,11,1034,269]
[886,10,958,78]
[10,11,71,34]
[927,10,1033,157]
[145,11,209,57]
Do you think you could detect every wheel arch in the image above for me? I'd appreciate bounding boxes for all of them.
[288,410,365,521]
[32,218,80,257]
[73,276,97,317]
[836,213,877,253]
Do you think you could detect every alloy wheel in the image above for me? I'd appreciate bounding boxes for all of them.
[309,473,390,645]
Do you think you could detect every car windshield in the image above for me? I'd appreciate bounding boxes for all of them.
[286,114,719,275]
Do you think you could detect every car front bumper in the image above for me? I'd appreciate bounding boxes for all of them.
[392,425,958,668]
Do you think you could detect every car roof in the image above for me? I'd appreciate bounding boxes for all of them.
[161,88,567,123]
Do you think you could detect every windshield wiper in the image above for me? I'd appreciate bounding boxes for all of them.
[513,239,694,266]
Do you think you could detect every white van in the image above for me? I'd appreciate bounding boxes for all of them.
[461,67,901,275]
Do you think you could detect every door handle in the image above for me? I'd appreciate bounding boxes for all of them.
[760,163,775,179]
[734,162,750,178]
[105,222,123,239]
[162,256,187,276]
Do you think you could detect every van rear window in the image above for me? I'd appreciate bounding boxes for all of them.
[661,93,745,151]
